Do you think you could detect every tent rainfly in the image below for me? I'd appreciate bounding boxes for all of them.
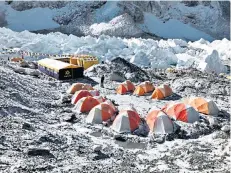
[162,102,200,123]
[133,81,155,96]
[183,97,219,115]
[116,80,135,95]
[111,109,141,133]
[73,96,105,113]
[146,109,174,134]
[67,83,94,94]
[151,84,173,100]
[71,90,99,104]
[86,100,116,124]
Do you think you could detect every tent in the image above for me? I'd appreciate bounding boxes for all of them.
[116,80,135,95]
[10,57,24,62]
[67,83,94,94]
[111,109,141,133]
[151,84,172,100]
[38,58,84,80]
[133,81,155,96]
[71,90,99,104]
[146,109,174,134]
[183,97,219,115]
[73,96,104,113]
[86,101,116,124]
[162,102,200,123]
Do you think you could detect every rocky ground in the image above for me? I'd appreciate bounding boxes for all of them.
[0,57,230,172]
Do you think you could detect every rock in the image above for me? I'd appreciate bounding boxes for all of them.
[59,94,71,104]
[22,122,34,131]
[208,117,219,127]
[26,69,40,77]
[61,113,76,123]
[13,67,26,74]
[113,134,127,142]
[93,145,102,152]
[27,148,54,157]
[212,131,228,139]
[154,136,165,144]
[110,72,126,82]
[221,125,230,133]
[19,61,29,68]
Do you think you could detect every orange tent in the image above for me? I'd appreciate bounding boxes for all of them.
[67,83,94,94]
[146,109,174,134]
[10,57,24,62]
[151,84,172,100]
[133,81,155,96]
[73,96,101,113]
[71,90,99,104]
[133,86,145,96]
[116,80,135,95]
[111,109,141,133]
[183,97,219,115]
[162,102,200,123]
[86,101,116,124]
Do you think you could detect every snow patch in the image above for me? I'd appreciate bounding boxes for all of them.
[140,13,214,41]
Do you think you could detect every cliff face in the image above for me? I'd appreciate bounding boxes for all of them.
[1,1,230,40]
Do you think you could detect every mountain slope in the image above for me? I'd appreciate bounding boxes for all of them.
[0,1,230,40]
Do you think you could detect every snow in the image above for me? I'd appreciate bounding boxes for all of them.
[0,2,65,31]
[198,50,227,74]
[140,13,214,41]
[0,27,229,74]
[94,1,121,23]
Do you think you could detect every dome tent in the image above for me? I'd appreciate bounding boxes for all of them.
[146,109,174,134]
[71,90,99,104]
[67,83,94,94]
[183,97,219,115]
[86,100,116,124]
[73,96,104,113]
[151,84,172,100]
[111,108,141,133]
[133,81,155,96]
[162,102,200,123]
[116,80,135,95]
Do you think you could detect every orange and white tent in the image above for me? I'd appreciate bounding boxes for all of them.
[133,81,155,96]
[71,90,99,104]
[116,80,135,95]
[111,109,141,133]
[86,100,116,124]
[183,97,219,115]
[162,102,199,123]
[151,84,172,100]
[73,96,104,113]
[67,83,94,94]
[146,109,174,134]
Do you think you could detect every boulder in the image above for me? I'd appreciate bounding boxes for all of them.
[110,72,126,82]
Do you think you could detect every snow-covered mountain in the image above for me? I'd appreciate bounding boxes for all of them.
[0,1,230,41]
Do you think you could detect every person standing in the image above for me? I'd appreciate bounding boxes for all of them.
[100,75,105,88]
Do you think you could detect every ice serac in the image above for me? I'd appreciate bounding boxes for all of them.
[198,50,227,74]
[130,51,150,67]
